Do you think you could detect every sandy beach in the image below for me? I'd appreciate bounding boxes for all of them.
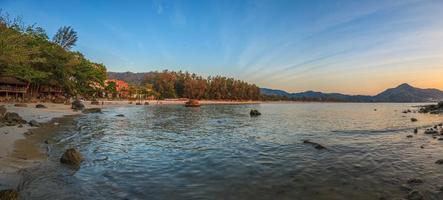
[0,100,259,169]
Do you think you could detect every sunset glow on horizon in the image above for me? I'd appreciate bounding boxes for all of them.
[2,0,442,95]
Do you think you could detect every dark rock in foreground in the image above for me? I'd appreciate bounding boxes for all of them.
[435,159,443,164]
[303,140,326,150]
[0,189,18,200]
[116,114,125,117]
[60,148,84,166]
[71,100,85,111]
[2,112,26,126]
[35,104,47,109]
[419,102,443,114]
[250,109,261,117]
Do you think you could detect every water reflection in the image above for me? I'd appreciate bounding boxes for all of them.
[19,103,443,200]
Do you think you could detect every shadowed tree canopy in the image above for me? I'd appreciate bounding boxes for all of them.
[52,26,78,50]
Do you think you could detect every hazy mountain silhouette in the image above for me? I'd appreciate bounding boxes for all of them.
[261,83,443,102]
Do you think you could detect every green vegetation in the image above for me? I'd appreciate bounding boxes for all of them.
[140,70,261,100]
[1,12,260,101]
[0,11,107,99]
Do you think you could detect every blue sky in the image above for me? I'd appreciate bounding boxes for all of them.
[1,0,443,94]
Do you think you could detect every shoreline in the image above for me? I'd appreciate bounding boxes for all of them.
[0,100,261,170]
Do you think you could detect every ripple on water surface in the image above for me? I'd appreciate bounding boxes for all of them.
[19,103,443,200]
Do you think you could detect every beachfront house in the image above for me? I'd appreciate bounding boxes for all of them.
[0,76,28,101]
[105,79,129,99]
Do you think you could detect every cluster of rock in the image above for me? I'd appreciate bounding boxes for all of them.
[0,110,26,127]
[419,102,443,114]
[71,100,85,111]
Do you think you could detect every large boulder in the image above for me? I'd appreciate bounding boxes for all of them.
[35,104,47,109]
[250,109,261,117]
[0,189,18,200]
[60,148,84,166]
[71,100,85,111]
[2,112,26,126]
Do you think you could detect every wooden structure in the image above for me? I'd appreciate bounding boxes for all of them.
[0,77,27,100]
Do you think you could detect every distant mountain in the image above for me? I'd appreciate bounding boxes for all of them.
[107,72,155,85]
[261,83,443,102]
[373,83,443,102]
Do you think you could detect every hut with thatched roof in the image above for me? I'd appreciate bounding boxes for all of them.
[0,77,28,100]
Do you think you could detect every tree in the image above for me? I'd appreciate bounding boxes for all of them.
[52,26,78,50]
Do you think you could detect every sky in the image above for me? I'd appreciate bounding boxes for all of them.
[1,0,443,95]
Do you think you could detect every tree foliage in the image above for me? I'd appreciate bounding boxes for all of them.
[0,12,107,99]
[141,70,260,100]
[52,26,78,50]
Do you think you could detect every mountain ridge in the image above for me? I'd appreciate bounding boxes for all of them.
[262,83,443,102]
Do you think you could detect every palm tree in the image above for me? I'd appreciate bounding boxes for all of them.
[52,26,77,50]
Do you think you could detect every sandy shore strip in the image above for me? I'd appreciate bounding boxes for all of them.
[0,100,260,170]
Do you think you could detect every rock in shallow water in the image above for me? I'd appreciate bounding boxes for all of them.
[250,109,261,117]
[303,140,327,150]
[411,118,418,122]
[436,159,443,164]
[406,190,423,200]
[0,189,18,200]
[28,120,40,127]
[60,148,84,166]
[407,178,423,184]
[35,104,47,108]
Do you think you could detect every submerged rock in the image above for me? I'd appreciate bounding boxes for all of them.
[60,148,84,166]
[250,109,261,117]
[35,104,47,109]
[407,178,423,184]
[406,190,423,200]
[116,114,125,117]
[28,120,40,127]
[0,189,18,200]
[303,140,326,150]
[82,108,102,114]
[435,159,443,164]
[71,100,85,111]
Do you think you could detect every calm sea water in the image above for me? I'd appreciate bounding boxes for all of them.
[19,103,443,200]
